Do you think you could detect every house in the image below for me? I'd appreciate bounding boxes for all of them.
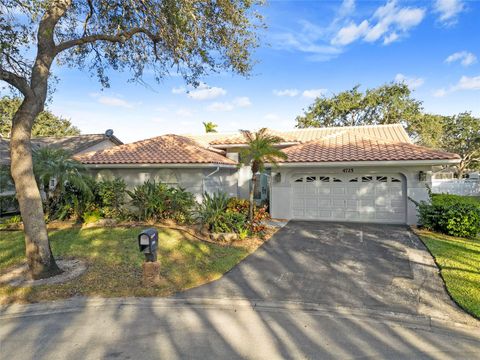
[77,124,460,225]
[0,130,123,214]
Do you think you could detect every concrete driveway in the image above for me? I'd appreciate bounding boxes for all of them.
[1,221,479,359]
[178,221,476,325]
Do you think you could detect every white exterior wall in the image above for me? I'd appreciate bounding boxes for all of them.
[270,165,433,225]
[89,167,238,202]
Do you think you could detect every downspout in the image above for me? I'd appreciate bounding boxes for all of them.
[202,166,220,194]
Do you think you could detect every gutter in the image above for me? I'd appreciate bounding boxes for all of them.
[267,159,461,168]
[202,166,220,194]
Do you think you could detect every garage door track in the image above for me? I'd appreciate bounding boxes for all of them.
[178,221,477,326]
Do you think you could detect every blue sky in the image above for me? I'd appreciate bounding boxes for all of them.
[12,0,480,143]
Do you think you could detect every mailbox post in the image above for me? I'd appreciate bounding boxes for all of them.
[138,228,161,286]
[138,228,158,262]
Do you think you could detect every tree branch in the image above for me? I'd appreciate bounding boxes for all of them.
[0,68,33,97]
[55,28,159,54]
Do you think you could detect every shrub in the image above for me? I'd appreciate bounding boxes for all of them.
[416,193,480,238]
[196,192,231,231]
[126,180,194,223]
[227,197,270,234]
[82,209,103,224]
[0,194,19,215]
[95,178,127,219]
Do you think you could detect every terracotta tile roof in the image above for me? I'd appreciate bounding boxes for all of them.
[187,124,412,146]
[278,132,460,163]
[76,135,237,165]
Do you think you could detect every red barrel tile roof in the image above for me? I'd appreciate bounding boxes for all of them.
[76,135,236,165]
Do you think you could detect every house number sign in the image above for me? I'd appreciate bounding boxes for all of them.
[342,168,354,173]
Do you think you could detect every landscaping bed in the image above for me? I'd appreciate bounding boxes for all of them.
[0,225,272,304]
[415,228,480,318]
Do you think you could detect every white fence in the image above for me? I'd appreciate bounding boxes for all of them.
[432,179,480,196]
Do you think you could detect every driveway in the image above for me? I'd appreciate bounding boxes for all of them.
[1,221,479,359]
[178,221,477,325]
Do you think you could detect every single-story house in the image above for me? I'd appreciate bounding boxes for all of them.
[77,124,460,225]
[0,130,123,214]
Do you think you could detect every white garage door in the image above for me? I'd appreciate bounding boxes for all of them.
[291,174,406,224]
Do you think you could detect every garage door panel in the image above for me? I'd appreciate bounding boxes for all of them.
[291,173,406,224]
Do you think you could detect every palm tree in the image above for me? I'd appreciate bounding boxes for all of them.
[203,121,218,133]
[33,147,92,208]
[239,128,287,221]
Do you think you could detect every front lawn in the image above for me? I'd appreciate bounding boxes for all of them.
[0,226,262,304]
[416,229,480,318]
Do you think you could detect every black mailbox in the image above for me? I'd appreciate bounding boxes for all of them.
[138,228,158,262]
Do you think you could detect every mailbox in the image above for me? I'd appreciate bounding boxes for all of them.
[138,228,158,262]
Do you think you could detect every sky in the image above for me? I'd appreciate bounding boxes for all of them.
[6,0,480,143]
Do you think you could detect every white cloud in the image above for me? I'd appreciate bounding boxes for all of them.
[332,0,425,47]
[302,88,327,99]
[331,20,369,46]
[206,97,251,112]
[92,94,134,109]
[176,108,193,117]
[264,113,280,121]
[433,88,448,97]
[394,73,425,89]
[232,96,252,108]
[454,75,480,91]
[434,0,464,24]
[171,86,186,94]
[445,51,477,66]
[433,75,480,97]
[188,83,226,100]
[273,89,300,97]
[338,0,356,17]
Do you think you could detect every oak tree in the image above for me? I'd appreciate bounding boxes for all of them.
[0,0,261,279]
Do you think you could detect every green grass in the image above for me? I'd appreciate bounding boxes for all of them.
[0,227,257,303]
[416,229,480,318]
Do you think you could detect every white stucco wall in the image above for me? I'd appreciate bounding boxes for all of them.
[270,165,433,225]
[88,167,238,202]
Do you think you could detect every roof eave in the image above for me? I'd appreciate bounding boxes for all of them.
[82,163,237,169]
[268,159,461,168]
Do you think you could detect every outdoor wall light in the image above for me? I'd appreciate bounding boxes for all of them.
[138,228,158,262]
[418,171,427,182]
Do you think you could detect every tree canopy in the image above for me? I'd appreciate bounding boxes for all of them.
[295,83,422,128]
[0,96,80,137]
[203,121,218,133]
[441,112,480,177]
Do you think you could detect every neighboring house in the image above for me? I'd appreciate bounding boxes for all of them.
[0,130,123,214]
[77,124,460,225]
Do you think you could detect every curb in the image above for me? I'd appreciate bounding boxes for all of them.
[1,297,479,333]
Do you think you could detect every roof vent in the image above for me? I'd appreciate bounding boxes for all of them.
[105,129,114,137]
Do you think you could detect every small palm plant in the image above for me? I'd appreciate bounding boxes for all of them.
[203,121,218,133]
[33,147,92,213]
[239,128,287,221]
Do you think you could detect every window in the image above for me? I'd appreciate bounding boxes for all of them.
[306,176,316,183]
[294,177,304,183]
[319,176,330,182]
[349,177,358,182]
[362,176,373,182]
[332,177,342,182]
[391,177,401,183]
[376,176,388,182]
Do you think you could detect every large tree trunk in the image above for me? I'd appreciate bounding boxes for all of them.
[10,98,61,279]
[249,173,256,222]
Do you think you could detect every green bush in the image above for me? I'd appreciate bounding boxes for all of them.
[226,197,270,234]
[126,180,194,223]
[82,209,103,224]
[197,193,248,234]
[417,193,480,238]
[95,178,127,219]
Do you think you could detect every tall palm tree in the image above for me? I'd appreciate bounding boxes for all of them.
[203,121,218,133]
[33,147,92,206]
[239,128,287,221]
